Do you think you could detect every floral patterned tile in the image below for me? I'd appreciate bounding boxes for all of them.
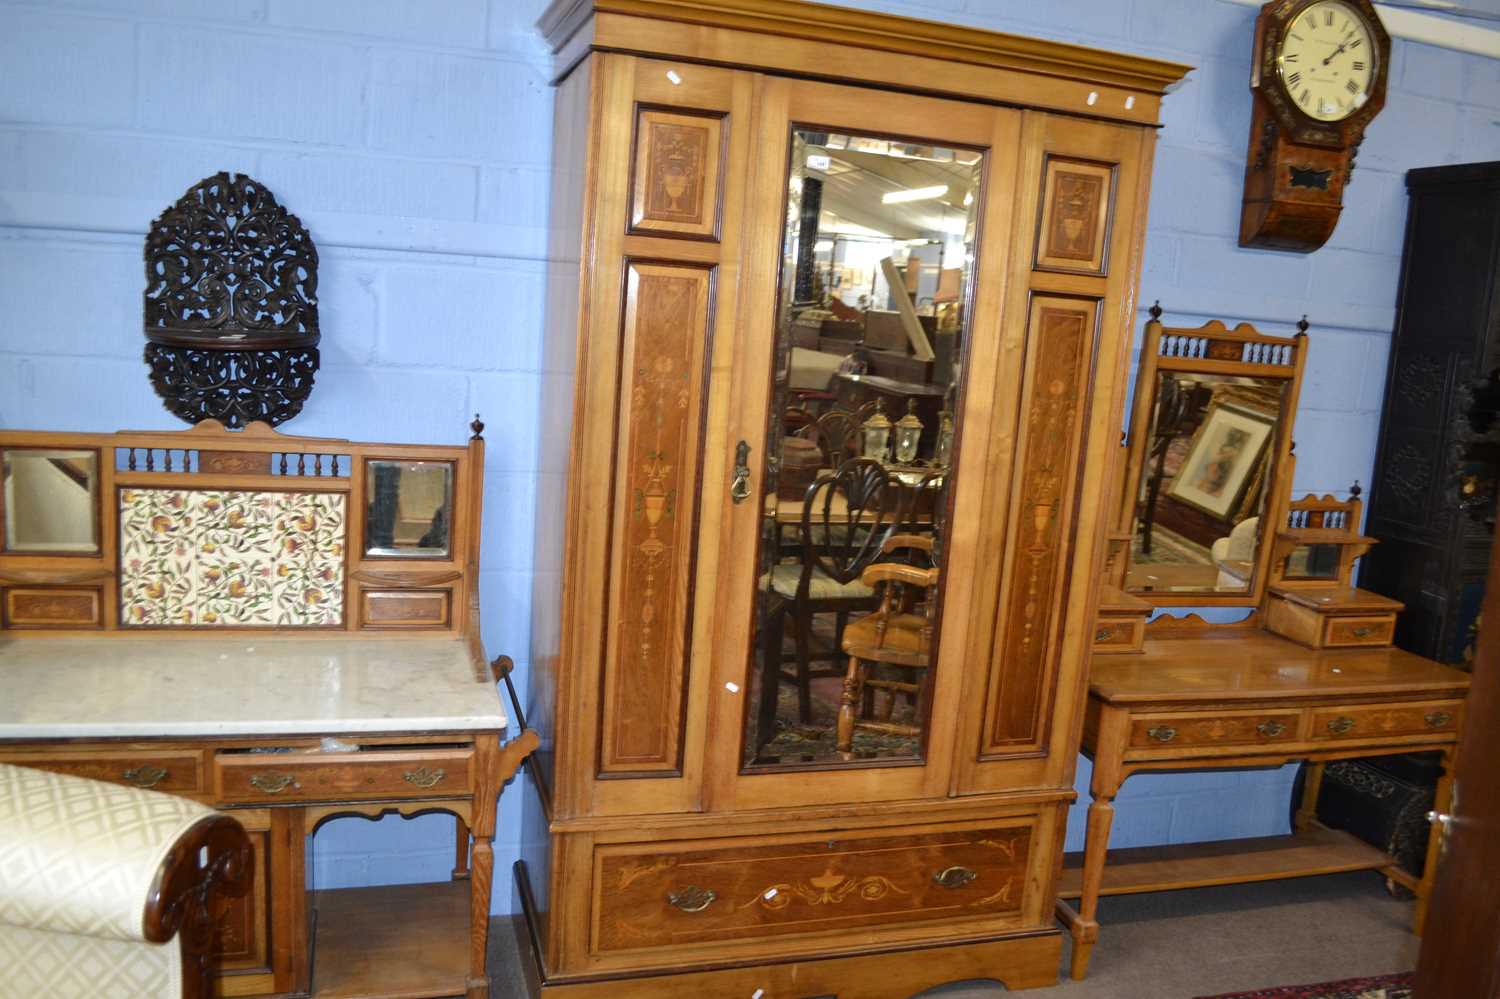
[119,489,346,627]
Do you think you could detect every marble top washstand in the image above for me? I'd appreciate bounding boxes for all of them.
[0,636,508,739]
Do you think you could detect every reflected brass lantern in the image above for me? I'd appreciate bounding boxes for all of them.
[894,399,924,465]
[861,399,893,463]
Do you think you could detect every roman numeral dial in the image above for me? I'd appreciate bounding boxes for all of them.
[1275,0,1376,122]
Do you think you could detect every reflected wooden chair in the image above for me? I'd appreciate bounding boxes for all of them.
[758,458,900,727]
[798,408,861,471]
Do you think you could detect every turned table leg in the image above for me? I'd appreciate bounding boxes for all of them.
[1413,745,1456,935]
[1069,791,1117,980]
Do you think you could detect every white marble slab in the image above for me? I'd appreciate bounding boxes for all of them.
[0,636,508,739]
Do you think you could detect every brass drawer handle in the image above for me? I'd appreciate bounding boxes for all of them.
[1256,721,1287,738]
[249,772,297,794]
[403,767,446,789]
[1095,626,1113,642]
[1425,711,1452,728]
[1147,726,1177,743]
[667,886,716,913]
[121,765,168,789]
[933,866,978,889]
[1350,626,1376,639]
[1327,717,1356,735]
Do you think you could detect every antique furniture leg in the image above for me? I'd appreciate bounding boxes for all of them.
[1413,745,1456,935]
[1069,707,1127,980]
[466,733,501,999]
[793,603,816,722]
[453,817,471,880]
[836,653,865,755]
[1295,760,1325,831]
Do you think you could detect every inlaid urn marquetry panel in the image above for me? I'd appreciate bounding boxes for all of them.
[629,109,725,240]
[598,262,714,775]
[591,823,1034,953]
[983,297,1098,753]
[1035,157,1116,274]
[1,587,101,629]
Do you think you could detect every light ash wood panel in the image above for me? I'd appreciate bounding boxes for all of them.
[1035,157,1115,274]
[591,822,1033,953]
[630,108,724,239]
[981,295,1098,754]
[598,261,714,776]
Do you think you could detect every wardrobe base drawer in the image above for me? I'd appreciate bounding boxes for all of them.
[591,820,1036,955]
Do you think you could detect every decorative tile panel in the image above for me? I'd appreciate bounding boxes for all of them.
[119,488,346,627]
[629,109,725,240]
[1035,157,1116,274]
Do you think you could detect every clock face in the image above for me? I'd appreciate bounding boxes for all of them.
[1276,0,1377,123]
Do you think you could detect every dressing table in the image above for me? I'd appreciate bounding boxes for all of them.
[1056,312,1471,979]
[0,420,536,999]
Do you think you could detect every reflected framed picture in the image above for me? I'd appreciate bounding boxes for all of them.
[1167,402,1275,521]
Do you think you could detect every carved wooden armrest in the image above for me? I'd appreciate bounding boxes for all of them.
[860,563,940,588]
[145,815,254,999]
[882,533,934,554]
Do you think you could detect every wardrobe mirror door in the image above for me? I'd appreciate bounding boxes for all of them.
[1124,372,1289,596]
[741,128,981,771]
[1,448,99,554]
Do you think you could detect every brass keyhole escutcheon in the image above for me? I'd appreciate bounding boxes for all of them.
[730,441,752,503]
[933,866,978,889]
[667,885,716,913]
[121,765,168,789]
[1147,726,1177,743]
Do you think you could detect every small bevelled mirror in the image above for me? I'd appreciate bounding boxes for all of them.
[2,448,99,554]
[364,460,453,558]
[741,127,981,771]
[1284,543,1340,580]
[1125,372,1288,595]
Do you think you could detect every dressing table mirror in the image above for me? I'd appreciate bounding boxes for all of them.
[1059,308,1472,980]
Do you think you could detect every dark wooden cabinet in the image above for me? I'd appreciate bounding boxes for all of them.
[1360,161,1500,664]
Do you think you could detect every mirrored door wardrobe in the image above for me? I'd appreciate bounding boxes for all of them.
[523,2,1189,994]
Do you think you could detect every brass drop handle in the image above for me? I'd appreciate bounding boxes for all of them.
[1425,711,1452,728]
[1327,716,1356,735]
[1147,726,1177,743]
[1256,721,1287,738]
[403,767,446,788]
[667,886,717,913]
[730,441,752,503]
[933,866,978,889]
[249,772,298,794]
[121,765,168,789]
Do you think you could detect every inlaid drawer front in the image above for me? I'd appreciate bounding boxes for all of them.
[1093,616,1144,653]
[1322,614,1395,647]
[1312,702,1462,741]
[0,750,204,793]
[215,748,472,803]
[360,588,451,628]
[592,823,1034,954]
[1128,712,1300,750]
[3,586,102,628]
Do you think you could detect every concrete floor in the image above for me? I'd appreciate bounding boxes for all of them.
[488,870,1420,999]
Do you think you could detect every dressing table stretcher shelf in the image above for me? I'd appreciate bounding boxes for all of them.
[1057,824,1391,899]
[312,882,469,998]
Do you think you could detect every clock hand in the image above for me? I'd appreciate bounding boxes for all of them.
[1323,40,1350,65]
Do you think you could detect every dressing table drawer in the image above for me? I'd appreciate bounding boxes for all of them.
[1093,616,1145,654]
[1311,701,1462,740]
[1322,615,1395,647]
[0,749,205,793]
[215,748,472,803]
[1127,711,1301,750]
[590,821,1035,955]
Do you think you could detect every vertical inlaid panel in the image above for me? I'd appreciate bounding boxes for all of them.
[983,297,1098,753]
[599,262,714,775]
[629,109,724,240]
[1034,157,1116,274]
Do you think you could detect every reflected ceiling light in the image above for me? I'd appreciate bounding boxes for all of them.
[807,154,831,171]
[814,239,834,252]
[963,191,973,206]
[881,184,948,204]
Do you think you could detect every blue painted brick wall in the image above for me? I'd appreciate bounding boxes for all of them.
[1,0,1497,914]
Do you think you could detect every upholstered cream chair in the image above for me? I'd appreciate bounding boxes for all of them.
[0,764,251,999]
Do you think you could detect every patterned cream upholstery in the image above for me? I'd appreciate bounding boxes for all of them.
[0,764,218,998]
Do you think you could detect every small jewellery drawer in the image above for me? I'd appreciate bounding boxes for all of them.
[591,821,1035,954]
[1322,614,1396,647]
[1128,712,1300,750]
[215,748,472,803]
[1311,701,1462,740]
[2,586,102,629]
[1093,616,1144,654]
[0,750,204,793]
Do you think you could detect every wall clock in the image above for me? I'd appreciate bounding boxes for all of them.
[1240,0,1391,252]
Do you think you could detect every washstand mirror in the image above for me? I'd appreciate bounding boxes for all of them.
[1,448,100,554]
[1111,311,1307,605]
[364,459,454,558]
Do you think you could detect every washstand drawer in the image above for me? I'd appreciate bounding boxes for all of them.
[1093,616,1144,654]
[215,748,472,803]
[1322,615,1395,647]
[1312,702,1462,740]
[591,821,1035,954]
[1128,711,1301,750]
[0,749,204,793]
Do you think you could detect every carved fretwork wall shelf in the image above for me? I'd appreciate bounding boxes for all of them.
[143,172,320,428]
